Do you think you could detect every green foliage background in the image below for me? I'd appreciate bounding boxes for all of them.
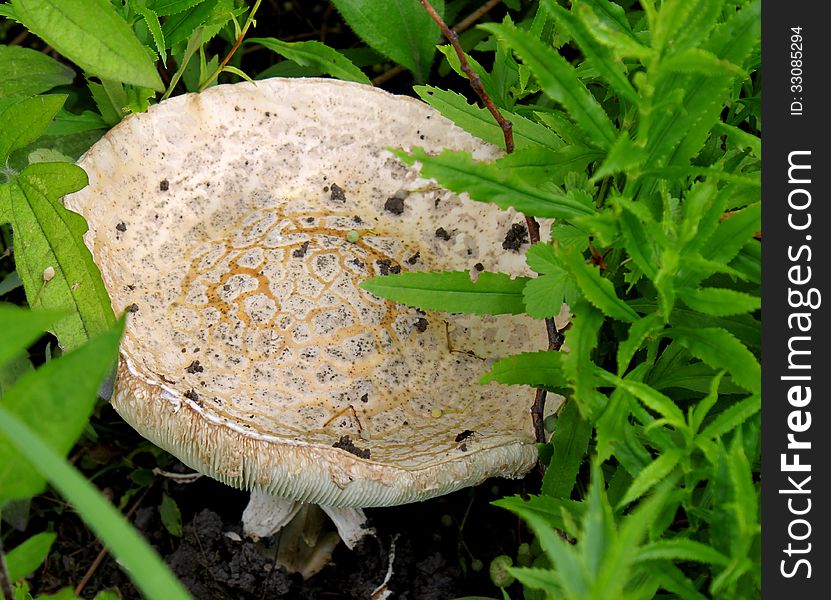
[0,1,760,599]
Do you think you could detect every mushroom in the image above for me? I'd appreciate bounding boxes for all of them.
[64,78,565,574]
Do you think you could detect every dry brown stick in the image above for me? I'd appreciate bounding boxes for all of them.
[417,0,562,447]
[373,0,503,86]
[74,485,152,597]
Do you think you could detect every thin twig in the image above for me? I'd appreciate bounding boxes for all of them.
[417,0,563,447]
[0,537,14,600]
[373,0,503,86]
[74,485,152,597]
[198,0,263,92]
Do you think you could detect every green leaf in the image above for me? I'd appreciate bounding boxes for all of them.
[248,38,370,84]
[544,0,638,104]
[135,4,167,68]
[162,0,219,48]
[11,0,163,91]
[652,0,726,56]
[576,2,653,61]
[0,404,192,600]
[0,46,75,100]
[637,538,729,566]
[704,202,760,264]
[493,494,585,534]
[480,22,617,150]
[523,272,579,319]
[5,531,57,581]
[0,319,123,504]
[599,372,686,430]
[542,400,591,498]
[617,312,664,375]
[481,350,567,388]
[415,86,565,150]
[680,287,760,316]
[561,303,606,419]
[0,305,66,373]
[507,567,560,592]
[698,394,760,441]
[557,246,639,322]
[714,122,761,158]
[0,94,67,164]
[360,271,528,315]
[150,0,206,16]
[331,0,444,82]
[4,163,116,350]
[667,327,760,394]
[159,492,183,537]
[617,448,682,508]
[396,147,595,219]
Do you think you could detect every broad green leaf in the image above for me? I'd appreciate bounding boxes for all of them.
[652,0,725,56]
[361,271,528,315]
[0,94,67,164]
[4,163,116,350]
[593,133,647,181]
[396,147,595,219]
[0,353,33,396]
[617,312,664,375]
[599,372,686,430]
[595,387,652,469]
[0,46,75,100]
[0,403,192,600]
[493,494,585,534]
[667,326,760,394]
[481,350,567,388]
[698,394,760,441]
[135,4,167,68]
[658,48,744,78]
[151,0,206,16]
[729,240,761,285]
[613,196,662,279]
[577,2,653,61]
[12,0,163,91]
[5,531,56,581]
[331,0,444,82]
[414,86,565,150]
[637,538,729,566]
[649,361,744,395]
[159,492,183,537]
[162,0,219,48]
[704,202,760,265]
[550,224,590,251]
[507,567,560,592]
[496,146,603,187]
[0,304,64,367]
[45,110,107,137]
[679,287,760,316]
[523,271,580,319]
[544,0,638,104]
[557,246,639,322]
[542,400,591,498]
[480,22,617,150]
[0,319,123,504]
[525,242,560,275]
[617,448,682,508]
[248,38,370,84]
[561,303,606,419]
[714,122,761,158]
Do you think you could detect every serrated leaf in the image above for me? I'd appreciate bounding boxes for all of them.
[523,271,580,319]
[495,146,603,187]
[658,48,744,77]
[599,372,686,430]
[679,287,760,316]
[652,0,726,56]
[698,394,760,441]
[0,94,67,164]
[704,202,760,264]
[667,326,760,393]
[561,303,606,419]
[414,86,565,150]
[557,246,639,322]
[617,448,682,508]
[248,38,370,84]
[397,147,595,219]
[637,538,729,566]
[135,4,167,68]
[5,531,56,581]
[151,0,206,16]
[493,494,585,534]
[331,0,444,82]
[12,0,163,91]
[4,163,116,350]
[0,46,75,100]
[361,271,528,315]
[577,2,653,61]
[481,350,567,388]
[593,133,647,181]
[714,122,760,158]
[0,304,65,367]
[730,240,761,285]
[480,22,617,150]
[0,318,123,504]
[159,492,183,537]
[162,0,219,48]
[542,400,591,498]
[544,0,638,104]
[617,312,664,375]
[612,196,662,279]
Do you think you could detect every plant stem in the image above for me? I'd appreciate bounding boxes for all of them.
[0,536,13,600]
[198,0,262,92]
[417,0,562,446]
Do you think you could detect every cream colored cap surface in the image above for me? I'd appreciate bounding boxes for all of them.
[65,78,552,507]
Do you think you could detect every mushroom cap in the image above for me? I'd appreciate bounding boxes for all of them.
[65,78,555,508]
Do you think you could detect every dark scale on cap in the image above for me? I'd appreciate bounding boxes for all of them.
[376,259,400,276]
[435,227,451,241]
[185,389,199,402]
[474,263,484,272]
[126,303,139,313]
[384,196,405,215]
[330,183,346,202]
[292,241,310,258]
[116,222,127,232]
[159,179,169,191]
[414,317,428,333]
[360,393,369,403]
[333,435,371,459]
[185,360,204,374]
[502,223,529,252]
[406,252,420,265]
